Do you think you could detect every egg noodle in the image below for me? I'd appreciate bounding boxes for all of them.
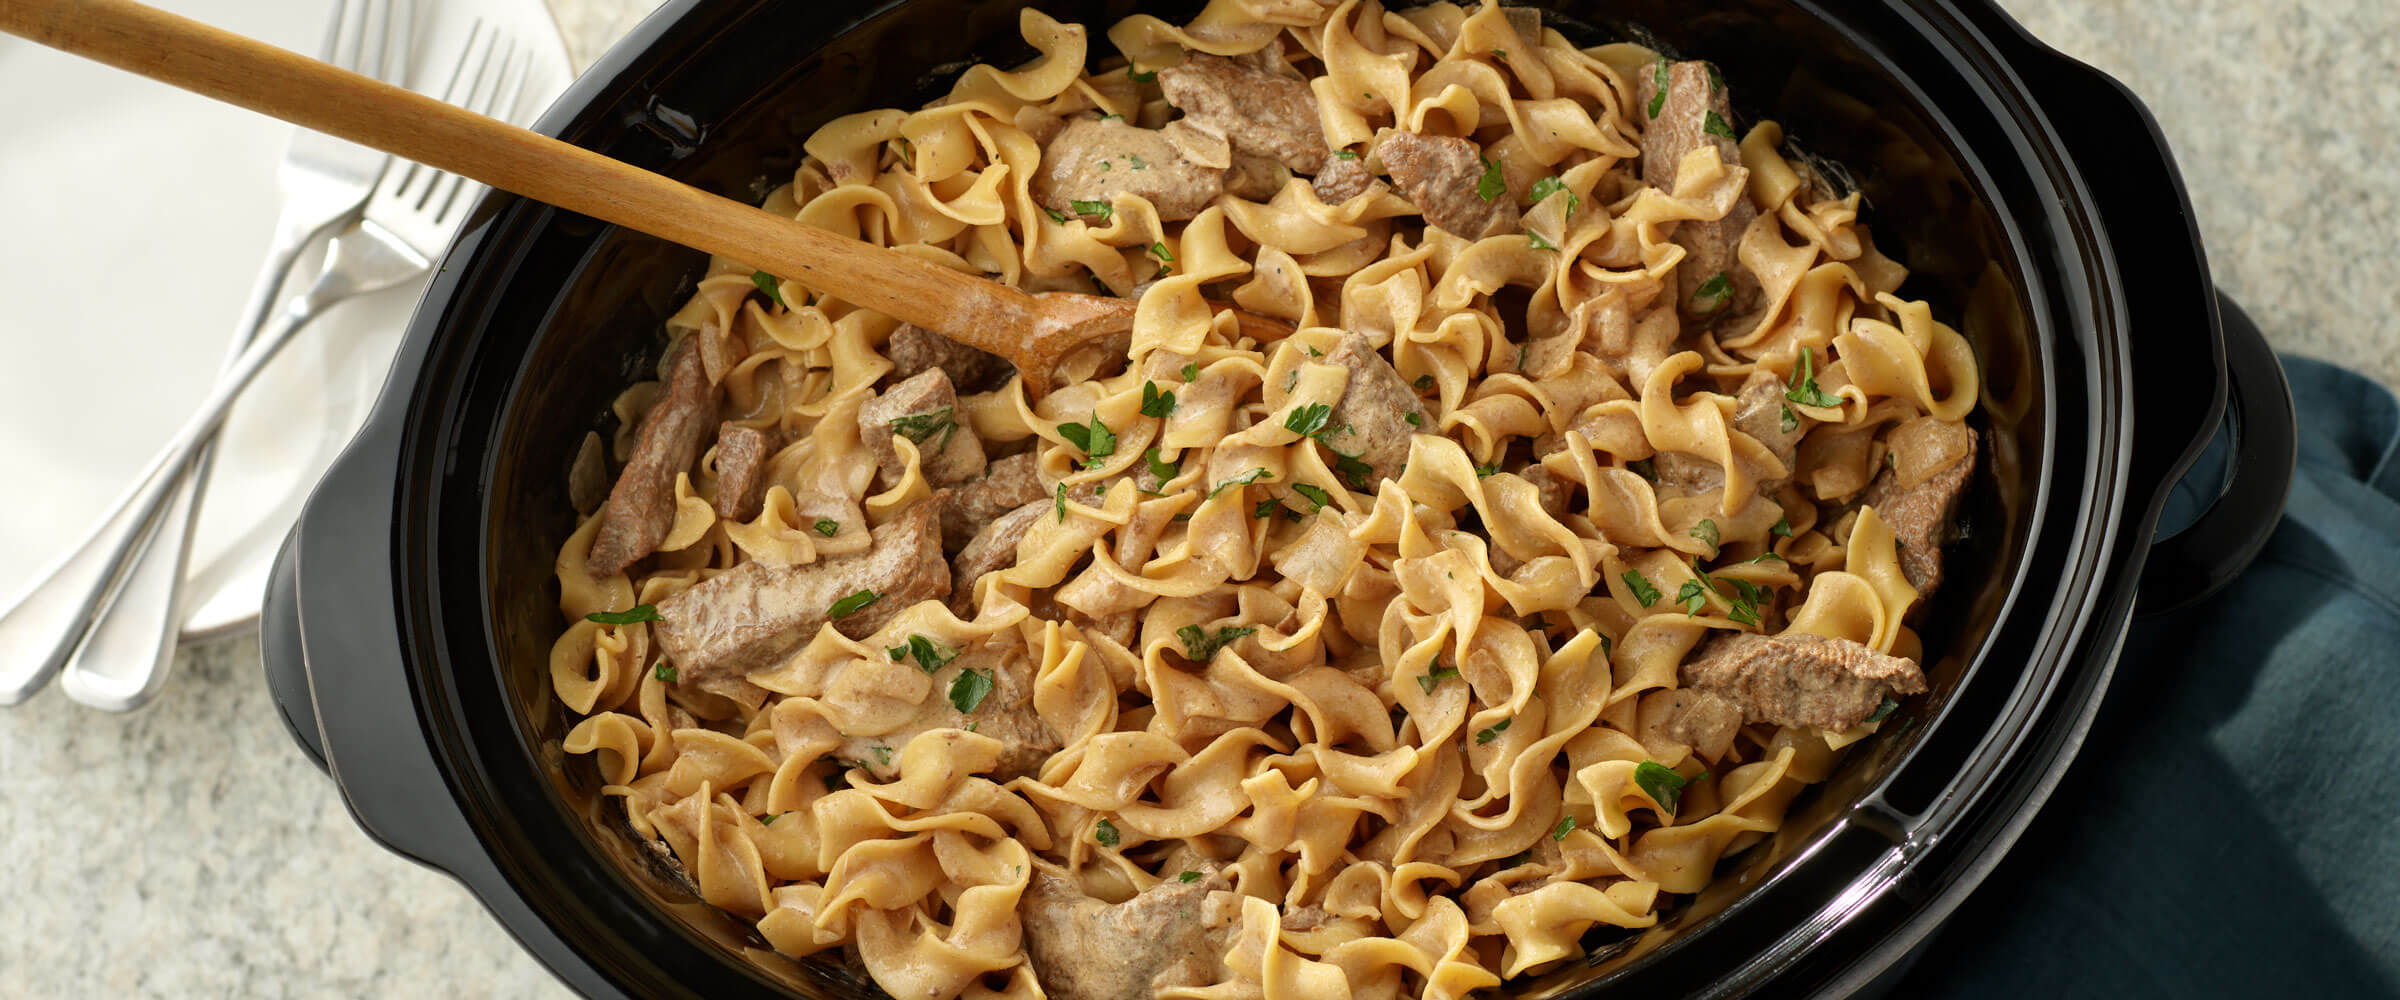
[547,1,1981,996]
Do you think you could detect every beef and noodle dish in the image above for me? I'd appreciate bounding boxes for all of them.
[546,1,1980,996]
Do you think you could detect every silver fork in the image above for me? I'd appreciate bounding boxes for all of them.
[4,20,526,710]
[0,0,410,708]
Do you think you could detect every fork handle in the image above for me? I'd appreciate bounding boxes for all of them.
[0,0,1050,357]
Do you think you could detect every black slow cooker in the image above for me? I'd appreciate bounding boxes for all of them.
[260,0,2297,995]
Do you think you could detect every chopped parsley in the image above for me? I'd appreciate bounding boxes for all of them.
[1404,412,1422,427]
[1177,624,1257,661]
[1143,446,1180,485]
[1128,154,1148,170]
[1182,361,1201,381]
[1627,457,1656,481]
[1058,414,1117,467]
[1070,198,1113,221]
[822,761,856,792]
[868,745,894,765]
[1634,761,1698,812]
[586,604,662,626]
[1703,110,1736,139]
[1491,48,1507,61]
[1527,176,1578,217]
[1417,660,1462,694]
[1690,518,1720,551]
[827,589,881,618]
[1149,242,1175,265]
[1527,230,1558,252]
[1330,449,1376,492]
[963,720,979,733]
[1748,551,1787,564]
[1094,818,1121,848]
[1622,569,1662,608]
[1474,462,1500,479]
[1647,60,1669,118]
[1041,206,1070,225]
[653,662,676,682]
[761,811,782,826]
[812,518,840,537]
[1179,870,1202,883]
[1785,347,1841,408]
[1866,696,1901,723]
[948,667,994,713]
[1475,156,1506,203]
[1707,63,1726,93]
[1056,482,1068,523]
[1772,516,1795,538]
[888,407,957,450]
[1207,468,1273,499]
[1130,69,1157,83]
[1780,402,1799,433]
[1414,373,1436,391]
[887,634,956,673]
[1691,271,1732,313]
[1553,816,1576,841]
[1291,483,1332,510]
[1334,149,1360,160]
[1676,579,1710,616]
[1474,718,1512,744]
[1284,402,1333,437]
[750,271,787,309]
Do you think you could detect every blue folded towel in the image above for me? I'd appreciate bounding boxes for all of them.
[1909,355,2400,996]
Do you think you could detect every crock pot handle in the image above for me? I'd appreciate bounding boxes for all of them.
[260,526,329,772]
[2133,292,2295,615]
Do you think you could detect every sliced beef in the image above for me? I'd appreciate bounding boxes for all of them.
[1678,631,1927,732]
[857,369,986,487]
[949,500,1049,615]
[653,498,950,688]
[942,453,1049,552]
[1731,371,1802,470]
[1860,423,1977,599]
[836,642,1059,781]
[1021,865,1229,1000]
[1517,463,1575,520]
[1376,130,1519,240]
[1034,118,1225,222]
[1158,53,1327,174]
[712,422,777,522]
[1310,153,1374,203]
[1322,331,1429,491]
[590,341,721,576]
[1648,686,1744,760]
[1224,153,1289,201]
[886,323,1012,393]
[1637,60,1761,325]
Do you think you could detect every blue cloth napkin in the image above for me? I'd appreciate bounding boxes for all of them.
[1907,355,2400,997]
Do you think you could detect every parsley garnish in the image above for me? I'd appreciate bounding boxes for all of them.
[761,811,782,825]
[1334,149,1360,160]
[887,634,956,673]
[1676,579,1710,616]
[1253,497,1301,522]
[1634,761,1698,812]
[812,518,839,537]
[1181,361,1200,381]
[1627,457,1656,481]
[1128,154,1148,170]
[1772,516,1795,538]
[1474,718,1512,744]
[827,589,881,618]
[1404,412,1422,427]
[1130,69,1157,83]
[1785,347,1840,408]
[1284,402,1333,437]
[1690,519,1720,551]
[1866,696,1901,723]
[1622,569,1662,607]
[1207,468,1273,499]
[963,720,979,732]
[888,407,957,450]
[1647,60,1669,118]
[1094,818,1121,848]
[1553,816,1576,840]
[1291,483,1331,510]
[1528,176,1578,217]
[1177,624,1256,661]
[1707,63,1725,93]
[1329,449,1376,491]
[1070,198,1113,221]
[586,604,663,625]
[1780,402,1799,433]
[1058,414,1117,467]
[1692,271,1731,313]
[1041,206,1070,225]
[750,271,787,309]
[948,667,993,713]
[1414,373,1436,391]
[1474,462,1500,478]
[1416,661,1462,694]
[1703,110,1736,139]
[1149,242,1175,265]
[1179,870,1202,883]
[1475,156,1506,203]
[1528,230,1558,252]
[1143,446,1179,484]
[823,762,855,792]
[1055,482,1068,523]
[653,662,676,682]
[1748,551,1786,564]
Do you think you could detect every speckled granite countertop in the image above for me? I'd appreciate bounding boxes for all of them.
[4,0,2393,996]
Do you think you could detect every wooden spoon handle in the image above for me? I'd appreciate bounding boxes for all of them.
[0,0,1045,348]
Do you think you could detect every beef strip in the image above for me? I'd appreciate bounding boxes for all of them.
[857,369,986,487]
[1157,53,1329,174]
[1648,686,1744,760]
[1310,153,1374,203]
[941,453,1049,552]
[1654,372,1801,500]
[886,323,1012,393]
[1678,631,1927,732]
[1224,153,1289,201]
[1637,60,1761,325]
[590,341,721,577]
[712,422,777,522]
[1034,118,1225,222]
[836,642,1059,781]
[653,498,950,688]
[949,500,1049,615]
[1020,865,1230,1000]
[1517,463,1575,520]
[1376,130,1519,240]
[1859,424,1977,600]
[1323,331,1429,491]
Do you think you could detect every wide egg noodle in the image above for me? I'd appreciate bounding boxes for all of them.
[545,2,1987,997]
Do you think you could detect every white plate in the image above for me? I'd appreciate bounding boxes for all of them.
[0,0,572,641]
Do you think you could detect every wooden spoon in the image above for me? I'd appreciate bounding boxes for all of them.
[0,0,1286,398]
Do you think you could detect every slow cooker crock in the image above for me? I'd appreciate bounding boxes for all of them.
[261,0,2296,995]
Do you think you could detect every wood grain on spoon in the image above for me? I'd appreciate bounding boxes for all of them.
[0,0,1287,396]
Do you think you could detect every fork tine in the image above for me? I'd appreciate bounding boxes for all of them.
[383,19,489,207]
[417,31,514,215]
[313,0,349,62]
[433,42,529,227]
